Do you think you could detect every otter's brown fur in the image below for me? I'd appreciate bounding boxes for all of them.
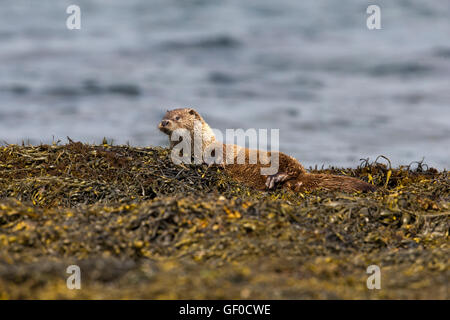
[158,108,376,193]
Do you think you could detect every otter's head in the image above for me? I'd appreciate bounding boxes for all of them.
[158,108,203,135]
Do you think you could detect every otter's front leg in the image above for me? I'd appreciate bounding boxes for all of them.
[265,172,291,189]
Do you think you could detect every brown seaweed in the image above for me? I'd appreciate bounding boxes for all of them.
[0,141,448,299]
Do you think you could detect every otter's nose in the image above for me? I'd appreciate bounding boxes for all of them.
[161,120,169,127]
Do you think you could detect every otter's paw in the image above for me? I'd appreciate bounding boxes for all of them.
[265,173,290,189]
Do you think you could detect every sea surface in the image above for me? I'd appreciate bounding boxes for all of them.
[1,0,449,169]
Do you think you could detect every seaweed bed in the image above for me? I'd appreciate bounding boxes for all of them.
[0,142,448,299]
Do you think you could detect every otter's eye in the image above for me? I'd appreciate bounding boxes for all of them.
[174,116,181,121]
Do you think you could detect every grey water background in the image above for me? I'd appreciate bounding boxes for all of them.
[1,0,449,169]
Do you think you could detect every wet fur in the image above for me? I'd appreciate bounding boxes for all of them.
[159,108,376,193]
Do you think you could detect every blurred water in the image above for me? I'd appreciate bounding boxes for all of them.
[0,0,449,169]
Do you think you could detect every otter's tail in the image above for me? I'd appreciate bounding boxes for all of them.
[293,173,376,193]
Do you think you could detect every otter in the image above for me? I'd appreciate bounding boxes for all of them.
[158,108,376,193]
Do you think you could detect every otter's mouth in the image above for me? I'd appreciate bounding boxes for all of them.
[158,125,172,135]
[158,119,174,135]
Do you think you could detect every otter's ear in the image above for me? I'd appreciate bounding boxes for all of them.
[188,109,199,117]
